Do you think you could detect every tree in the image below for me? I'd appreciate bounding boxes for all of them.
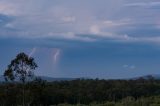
[4,52,38,106]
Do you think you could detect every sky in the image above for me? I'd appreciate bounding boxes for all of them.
[0,0,160,79]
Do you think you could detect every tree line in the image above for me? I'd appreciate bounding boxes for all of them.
[1,78,160,105]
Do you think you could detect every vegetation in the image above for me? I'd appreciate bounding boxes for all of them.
[3,52,37,106]
[4,52,38,83]
[1,52,160,106]
[1,78,160,106]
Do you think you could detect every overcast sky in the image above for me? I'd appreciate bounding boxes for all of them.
[0,0,160,79]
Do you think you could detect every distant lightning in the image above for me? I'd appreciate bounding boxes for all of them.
[53,49,60,64]
[26,47,37,72]
[29,47,37,57]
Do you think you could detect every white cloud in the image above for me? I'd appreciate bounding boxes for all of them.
[62,16,76,23]
[130,65,136,69]
[90,25,100,35]
[123,64,136,70]
[125,2,160,7]
[4,23,15,28]
[103,19,131,27]
[0,0,159,45]
[0,0,129,42]
[123,65,128,68]
[87,19,133,40]
[88,23,137,41]
[48,32,96,42]
[0,2,16,15]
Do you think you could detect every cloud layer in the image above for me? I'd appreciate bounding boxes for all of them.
[0,0,159,44]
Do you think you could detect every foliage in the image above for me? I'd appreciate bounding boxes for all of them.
[3,52,38,106]
[0,79,160,105]
[4,52,37,83]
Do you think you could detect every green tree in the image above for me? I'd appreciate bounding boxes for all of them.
[4,52,38,106]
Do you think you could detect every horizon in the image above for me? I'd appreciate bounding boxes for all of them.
[1,0,160,79]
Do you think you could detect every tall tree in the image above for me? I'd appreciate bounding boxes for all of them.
[4,52,38,106]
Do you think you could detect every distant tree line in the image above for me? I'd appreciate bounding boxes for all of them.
[1,78,160,105]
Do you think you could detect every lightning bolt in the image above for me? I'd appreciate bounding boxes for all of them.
[29,47,37,57]
[53,49,60,64]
